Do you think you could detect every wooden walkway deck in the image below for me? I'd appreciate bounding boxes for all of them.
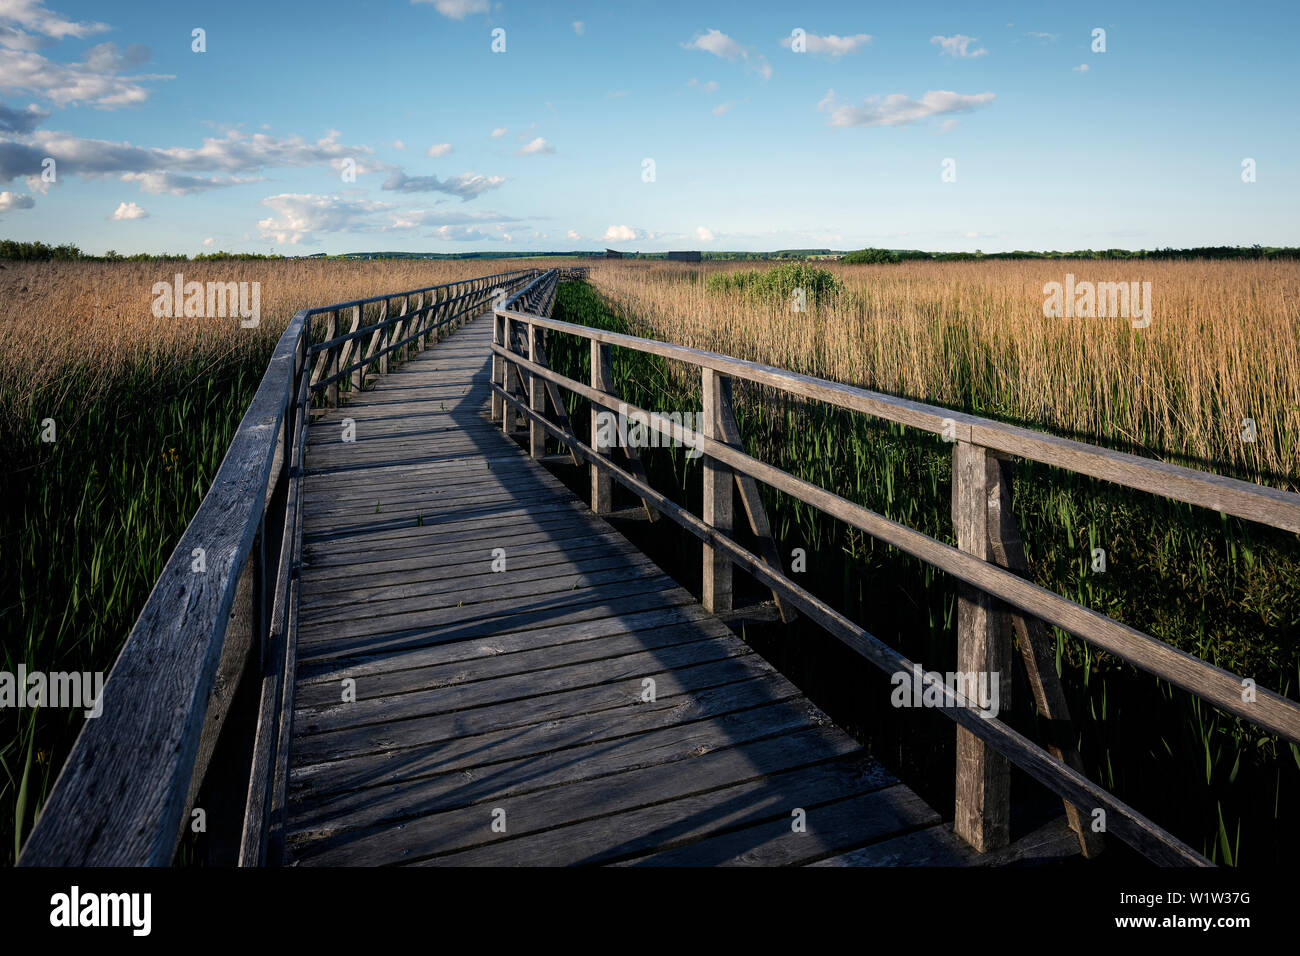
[285,311,970,866]
[27,270,1295,868]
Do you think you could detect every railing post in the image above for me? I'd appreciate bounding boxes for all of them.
[378,300,389,377]
[491,310,504,422]
[952,439,1012,852]
[349,305,362,395]
[528,320,545,458]
[325,309,339,408]
[412,293,424,353]
[501,314,514,435]
[702,369,734,614]
[590,341,613,513]
[396,296,409,365]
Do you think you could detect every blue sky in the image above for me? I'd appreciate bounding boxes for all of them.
[0,0,1296,254]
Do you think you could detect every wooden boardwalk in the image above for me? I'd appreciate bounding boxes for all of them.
[29,268,1291,868]
[285,311,968,866]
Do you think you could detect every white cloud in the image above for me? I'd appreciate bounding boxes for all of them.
[0,188,33,210]
[567,229,581,240]
[818,89,995,128]
[382,168,505,199]
[603,224,640,242]
[0,1,109,42]
[695,226,715,241]
[687,78,718,93]
[256,195,524,244]
[490,127,507,137]
[391,139,405,149]
[202,236,214,246]
[931,35,988,58]
[81,41,149,72]
[683,28,744,59]
[0,98,46,132]
[712,101,733,116]
[257,193,395,244]
[433,224,494,241]
[0,45,171,107]
[0,128,386,190]
[516,136,554,156]
[779,32,871,57]
[413,0,488,20]
[426,142,452,157]
[121,171,263,195]
[683,28,771,79]
[1073,63,1090,73]
[572,21,584,36]
[110,200,146,220]
[1025,31,1058,42]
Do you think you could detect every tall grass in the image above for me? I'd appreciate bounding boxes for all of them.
[0,257,549,863]
[590,258,1300,486]
[544,272,1299,866]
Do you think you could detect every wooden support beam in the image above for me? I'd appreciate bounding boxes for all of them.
[412,293,425,353]
[528,322,546,459]
[714,378,794,622]
[347,306,362,396]
[987,452,1106,859]
[490,311,504,422]
[501,315,516,435]
[702,368,734,614]
[528,333,583,467]
[952,440,1011,853]
[590,342,613,513]
[324,310,339,408]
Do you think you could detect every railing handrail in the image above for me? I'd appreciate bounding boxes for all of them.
[500,307,1300,533]
[18,307,307,867]
[300,268,539,318]
[492,297,1300,867]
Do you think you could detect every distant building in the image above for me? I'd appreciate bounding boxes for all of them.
[667,251,702,262]
[605,248,624,259]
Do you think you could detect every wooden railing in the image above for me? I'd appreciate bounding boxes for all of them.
[17,268,540,867]
[492,298,1300,867]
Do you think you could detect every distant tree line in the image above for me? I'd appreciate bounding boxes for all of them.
[843,245,1300,263]
[0,240,284,261]
[3,238,1297,263]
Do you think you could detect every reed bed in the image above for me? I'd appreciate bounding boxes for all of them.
[0,257,549,863]
[589,258,1300,488]
[543,269,1300,866]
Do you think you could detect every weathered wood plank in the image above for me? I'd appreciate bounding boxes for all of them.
[289,727,864,865]
[290,676,805,800]
[280,296,957,871]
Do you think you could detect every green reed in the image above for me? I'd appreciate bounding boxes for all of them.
[545,280,1300,865]
[0,342,274,863]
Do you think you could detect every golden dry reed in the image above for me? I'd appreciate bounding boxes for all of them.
[0,257,554,426]
[589,259,1300,486]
